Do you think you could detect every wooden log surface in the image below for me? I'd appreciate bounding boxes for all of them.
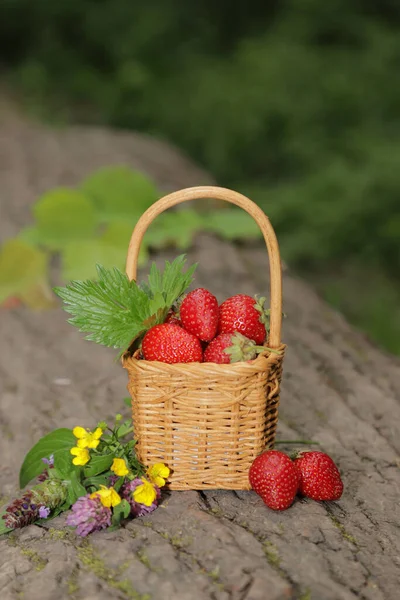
[0,113,399,600]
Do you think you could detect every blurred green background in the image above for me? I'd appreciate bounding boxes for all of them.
[1,0,399,353]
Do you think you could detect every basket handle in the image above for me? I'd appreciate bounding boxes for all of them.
[126,186,283,348]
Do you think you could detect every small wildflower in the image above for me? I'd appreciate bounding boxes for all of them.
[38,506,50,519]
[73,426,103,449]
[42,455,54,466]
[111,458,129,477]
[66,495,111,537]
[121,479,161,517]
[132,479,157,507]
[70,447,90,466]
[90,486,121,508]
[2,492,42,529]
[147,463,170,487]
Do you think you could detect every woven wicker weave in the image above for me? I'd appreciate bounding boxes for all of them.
[123,186,285,490]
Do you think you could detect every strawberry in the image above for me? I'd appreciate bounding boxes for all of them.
[142,323,203,364]
[204,332,266,364]
[293,451,343,501]
[165,309,182,327]
[180,288,218,342]
[249,450,300,511]
[218,294,270,345]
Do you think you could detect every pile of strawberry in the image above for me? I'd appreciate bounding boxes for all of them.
[141,288,272,364]
[249,450,344,510]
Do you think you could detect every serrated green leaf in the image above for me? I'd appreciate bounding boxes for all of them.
[83,454,114,478]
[19,428,75,488]
[81,166,158,222]
[33,188,97,250]
[112,499,131,526]
[205,209,262,240]
[0,239,48,304]
[54,256,196,350]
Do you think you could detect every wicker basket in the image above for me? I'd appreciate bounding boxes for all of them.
[123,186,285,490]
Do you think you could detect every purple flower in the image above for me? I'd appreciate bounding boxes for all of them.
[38,506,50,519]
[66,495,111,537]
[121,478,161,517]
[42,455,54,466]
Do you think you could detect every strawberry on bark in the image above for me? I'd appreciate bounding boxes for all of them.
[293,451,343,501]
[249,450,300,511]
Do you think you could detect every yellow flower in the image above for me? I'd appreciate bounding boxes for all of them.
[70,447,90,466]
[147,463,170,488]
[73,426,103,449]
[132,479,157,507]
[90,485,121,508]
[111,458,129,477]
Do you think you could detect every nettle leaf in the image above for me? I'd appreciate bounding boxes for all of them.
[146,209,204,250]
[33,188,97,250]
[81,166,159,222]
[0,239,49,304]
[205,209,262,240]
[112,499,131,526]
[83,455,114,478]
[19,428,75,489]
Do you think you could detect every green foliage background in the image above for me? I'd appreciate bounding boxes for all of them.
[1,0,399,353]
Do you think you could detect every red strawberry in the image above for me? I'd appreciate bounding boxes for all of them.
[180,288,218,342]
[249,450,300,511]
[165,309,182,327]
[204,332,265,364]
[142,323,203,364]
[293,451,343,501]
[218,294,270,344]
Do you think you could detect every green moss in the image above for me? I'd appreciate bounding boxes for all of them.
[299,589,311,600]
[77,541,150,600]
[262,541,281,568]
[48,528,70,540]
[20,547,47,571]
[67,568,79,596]
[329,515,358,546]
[169,534,192,549]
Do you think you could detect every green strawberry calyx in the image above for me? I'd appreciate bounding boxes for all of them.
[224,332,281,363]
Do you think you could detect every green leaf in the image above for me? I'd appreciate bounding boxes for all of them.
[0,514,12,536]
[115,420,133,439]
[0,239,49,304]
[19,428,75,489]
[33,188,97,250]
[83,473,112,489]
[54,256,196,350]
[53,448,74,477]
[61,239,127,281]
[64,470,87,509]
[123,397,132,408]
[146,209,204,250]
[205,209,262,240]
[81,166,158,222]
[100,221,148,267]
[83,455,114,478]
[113,477,124,493]
[112,499,131,526]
